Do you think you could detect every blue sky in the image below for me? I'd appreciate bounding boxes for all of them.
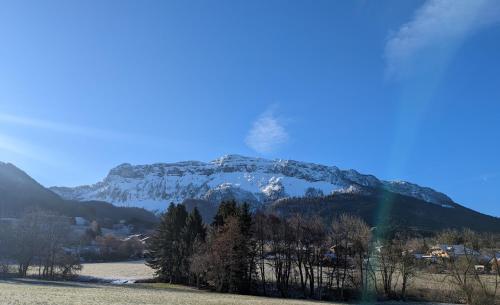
[0,0,499,216]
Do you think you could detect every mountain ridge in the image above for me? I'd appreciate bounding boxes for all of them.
[50,154,456,211]
[0,161,157,228]
[2,158,499,233]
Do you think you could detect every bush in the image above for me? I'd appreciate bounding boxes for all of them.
[56,253,82,278]
[0,263,11,276]
[470,290,495,305]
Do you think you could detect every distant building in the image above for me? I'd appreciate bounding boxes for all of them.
[74,217,89,226]
[428,244,480,258]
[489,253,500,270]
[474,265,485,273]
[421,255,438,262]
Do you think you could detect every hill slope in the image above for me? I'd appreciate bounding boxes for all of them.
[268,188,500,233]
[0,161,68,216]
[0,162,157,227]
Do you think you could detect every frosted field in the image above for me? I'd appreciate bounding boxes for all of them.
[0,261,460,305]
[0,279,320,305]
[0,279,453,305]
[79,260,154,282]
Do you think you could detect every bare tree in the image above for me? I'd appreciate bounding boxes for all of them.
[436,229,495,305]
[0,221,14,275]
[253,212,269,295]
[286,215,304,296]
[9,210,80,279]
[206,216,248,292]
[39,214,73,279]
[189,239,209,288]
[15,210,46,276]
[301,216,326,299]
[268,214,293,297]
[492,252,499,298]
[395,236,419,300]
[376,239,400,298]
[330,214,370,299]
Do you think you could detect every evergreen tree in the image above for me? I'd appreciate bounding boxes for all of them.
[212,200,239,228]
[185,207,206,245]
[237,202,256,292]
[182,207,207,281]
[146,203,188,283]
[207,200,256,293]
[239,202,252,238]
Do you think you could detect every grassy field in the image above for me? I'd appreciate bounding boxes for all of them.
[0,261,478,305]
[79,260,154,281]
[0,278,454,305]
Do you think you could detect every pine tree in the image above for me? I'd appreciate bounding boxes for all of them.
[239,202,252,238]
[212,200,239,229]
[182,207,206,281]
[146,203,188,283]
[185,207,206,245]
[207,200,256,293]
[237,202,256,292]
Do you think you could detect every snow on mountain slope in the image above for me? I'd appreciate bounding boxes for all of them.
[50,155,455,211]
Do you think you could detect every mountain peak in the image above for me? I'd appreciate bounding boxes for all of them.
[50,155,454,211]
[210,154,268,165]
[0,161,65,217]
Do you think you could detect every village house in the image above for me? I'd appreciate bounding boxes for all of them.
[428,244,480,259]
[489,253,500,271]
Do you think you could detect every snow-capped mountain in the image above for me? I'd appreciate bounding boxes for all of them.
[50,155,455,211]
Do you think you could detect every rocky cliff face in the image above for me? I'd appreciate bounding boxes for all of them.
[50,155,455,211]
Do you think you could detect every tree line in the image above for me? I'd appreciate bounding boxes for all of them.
[146,200,500,305]
[0,209,146,279]
[0,210,81,278]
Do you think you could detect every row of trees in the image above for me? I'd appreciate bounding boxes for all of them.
[146,202,255,292]
[146,203,206,284]
[146,201,500,304]
[0,210,81,278]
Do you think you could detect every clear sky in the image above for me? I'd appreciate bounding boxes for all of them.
[0,0,499,216]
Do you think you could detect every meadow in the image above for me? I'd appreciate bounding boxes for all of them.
[1,261,494,305]
[79,260,154,282]
[0,278,455,305]
[77,261,498,304]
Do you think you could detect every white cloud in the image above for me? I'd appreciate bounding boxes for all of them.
[0,113,129,141]
[245,109,289,154]
[385,0,500,78]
